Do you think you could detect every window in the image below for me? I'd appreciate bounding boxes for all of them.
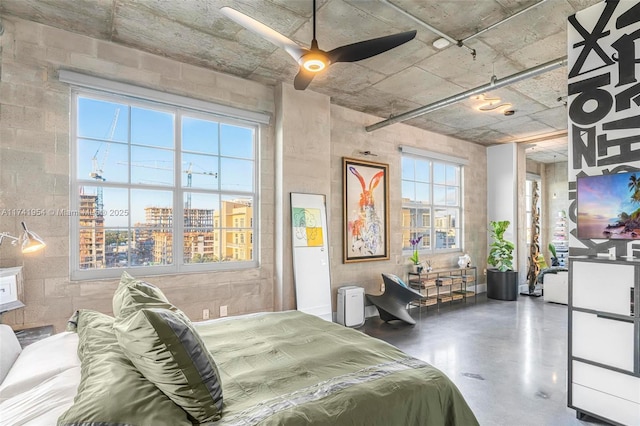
[401,151,463,254]
[70,87,260,279]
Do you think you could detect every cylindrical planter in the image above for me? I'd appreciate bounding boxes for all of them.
[486,269,518,301]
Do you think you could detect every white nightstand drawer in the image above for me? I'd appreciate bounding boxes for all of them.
[572,261,634,315]
[572,383,640,426]
[573,361,640,403]
[572,311,635,371]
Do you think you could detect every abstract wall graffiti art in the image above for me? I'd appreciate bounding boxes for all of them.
[568,1,640,256]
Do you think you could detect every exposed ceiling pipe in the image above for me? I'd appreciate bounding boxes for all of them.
[461,0,549,43]
[382,0,549,58]
[365,56,567,132]
[380,0,475,55]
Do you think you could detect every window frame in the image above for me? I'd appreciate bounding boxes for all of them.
[401,149,465,257]
[68,81,263,281]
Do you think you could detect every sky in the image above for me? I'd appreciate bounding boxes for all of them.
[76,96,255,227]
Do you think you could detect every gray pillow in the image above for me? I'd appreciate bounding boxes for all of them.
[114,307,223,423]
[57,310,191,426]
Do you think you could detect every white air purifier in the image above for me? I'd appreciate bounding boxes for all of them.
[337,286,365,327]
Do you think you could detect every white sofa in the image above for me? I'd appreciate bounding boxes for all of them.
[543,271,569,304]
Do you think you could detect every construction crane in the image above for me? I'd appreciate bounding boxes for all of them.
[119,160,217,206]
[184,162,217,210]
[90,109,120,217]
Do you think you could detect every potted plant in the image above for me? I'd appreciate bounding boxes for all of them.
[409,236,423,273]
[486,220,518,300]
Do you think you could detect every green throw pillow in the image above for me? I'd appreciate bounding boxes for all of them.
[112,271,174,318]
[57,310,191,426]
[114,308,224,423]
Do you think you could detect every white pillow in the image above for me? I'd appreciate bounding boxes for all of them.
[0,332,79,401]
[0,366,80,426]
[0,325,22,383]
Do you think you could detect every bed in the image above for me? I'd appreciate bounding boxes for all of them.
[0,273,478,426]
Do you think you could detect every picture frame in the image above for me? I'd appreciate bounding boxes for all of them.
[343,157,389,263]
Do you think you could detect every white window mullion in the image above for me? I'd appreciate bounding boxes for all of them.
[429,159,434,254]
[69,91,80,274]
[174,110,184,271]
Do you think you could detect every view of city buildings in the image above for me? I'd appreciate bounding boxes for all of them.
[401,206,458,250]
[78,193,253,269]
[79,193,105,269]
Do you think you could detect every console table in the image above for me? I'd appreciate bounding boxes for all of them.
[407,266,477,310]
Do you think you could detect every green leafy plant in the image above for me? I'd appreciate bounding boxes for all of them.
[548,242,559,266]
[487,220,515,272]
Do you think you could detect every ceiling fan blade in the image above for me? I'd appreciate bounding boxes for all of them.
[294,68,316,90]
[220,7,308,61]
[327,30,417,63]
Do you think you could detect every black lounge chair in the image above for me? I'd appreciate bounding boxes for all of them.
[366,273,423,325]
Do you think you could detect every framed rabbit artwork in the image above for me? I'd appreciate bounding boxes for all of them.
[343,157,389,263]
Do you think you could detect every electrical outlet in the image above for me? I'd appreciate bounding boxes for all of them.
[483,268,487,275]
[220,305,228,317]
[202,308,210,320]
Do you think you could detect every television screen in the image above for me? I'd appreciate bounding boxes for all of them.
[577,171,640,239]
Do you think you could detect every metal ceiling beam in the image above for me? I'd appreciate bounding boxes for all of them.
[365,56,567,133]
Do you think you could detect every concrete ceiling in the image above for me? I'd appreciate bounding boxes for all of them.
[1,0,602,163]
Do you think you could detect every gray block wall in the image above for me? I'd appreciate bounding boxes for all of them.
[0,17,488,332]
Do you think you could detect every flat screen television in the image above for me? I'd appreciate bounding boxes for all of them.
[577,171,640,239]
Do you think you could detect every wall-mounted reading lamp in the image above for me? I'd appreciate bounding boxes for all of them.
[0,222,46,253]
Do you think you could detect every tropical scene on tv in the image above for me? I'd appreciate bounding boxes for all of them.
[577,171,640,239]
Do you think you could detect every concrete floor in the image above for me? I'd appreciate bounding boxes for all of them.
[361,294,607,426]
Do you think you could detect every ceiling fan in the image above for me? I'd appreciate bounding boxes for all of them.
[220,1,417,90]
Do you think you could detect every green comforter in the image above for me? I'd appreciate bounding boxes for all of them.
[196,311,478,426]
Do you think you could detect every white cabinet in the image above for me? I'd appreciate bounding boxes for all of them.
[569,258,640,425]
[572,311,635,371]
[572,262,634,315]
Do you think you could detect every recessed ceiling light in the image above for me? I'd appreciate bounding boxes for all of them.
[432,38,451,49]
